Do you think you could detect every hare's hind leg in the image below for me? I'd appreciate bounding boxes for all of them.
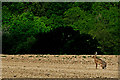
[96,63,98,69]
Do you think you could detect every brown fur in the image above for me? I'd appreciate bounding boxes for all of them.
[93,52,107,69]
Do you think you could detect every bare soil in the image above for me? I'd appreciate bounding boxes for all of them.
[1,55,119,78]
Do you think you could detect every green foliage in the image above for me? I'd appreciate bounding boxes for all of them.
[2,2,119,55]
[54,55,59,57]
[12,36,36,54]
[64,7,84,26]
[2,11,49,54]
[88,56,91,58]
[82,56,86,58]
[90,5,119,55]
[45,2,73,17]
[1,56,7,57]
[64,7,94,34]
[28,56,33,57]
[2,5,13,25]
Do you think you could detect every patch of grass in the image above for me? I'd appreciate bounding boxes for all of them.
[43,56,47,58]
[54,55,59,57]
[36,56,39,57]
[28,56,33,57]
[82,56,86,58]
[62,57,65,59]
[71,56,77,58]
[74,56,77,58]
[72,56,75,58]
[97,56,101,58]
[66,57,70,59]
[104,57,106,59]
[88,56,91,58]
[1,56,7,57]
[70,57,73,59]
[68,57,72,59]
[40,55,43,57]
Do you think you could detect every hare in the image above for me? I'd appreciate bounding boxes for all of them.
[93,52,107,69]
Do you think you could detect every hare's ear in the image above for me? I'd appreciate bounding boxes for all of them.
[95,52,97,55]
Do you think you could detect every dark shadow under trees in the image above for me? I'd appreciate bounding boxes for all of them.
[30,27,101,55]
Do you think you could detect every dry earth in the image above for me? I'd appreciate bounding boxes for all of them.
[1,55,119,78]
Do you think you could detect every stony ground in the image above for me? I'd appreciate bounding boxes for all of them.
[1,55,119,78]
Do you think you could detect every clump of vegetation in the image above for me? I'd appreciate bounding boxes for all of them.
[36,55,39,57]
[67,57,72,59]
[88,56,91,58]
[104,57,106,59]
[40,55,43,57]
[43,56,47,58]
[1,56,7,57]
[74,56,77,58]
[83,56,86,58]
[62,57,65,59]
[2,2,119,55]
[71,56,77,58]
[28,56,33,57]
[54,55,59,57]
[97,56,101,58]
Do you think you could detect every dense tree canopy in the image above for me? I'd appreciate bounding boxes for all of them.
[2,2,119,55]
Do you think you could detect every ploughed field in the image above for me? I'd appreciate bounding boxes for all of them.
[1,55,119,78]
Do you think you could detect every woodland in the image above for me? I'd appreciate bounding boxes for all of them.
[2,2,119,55]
